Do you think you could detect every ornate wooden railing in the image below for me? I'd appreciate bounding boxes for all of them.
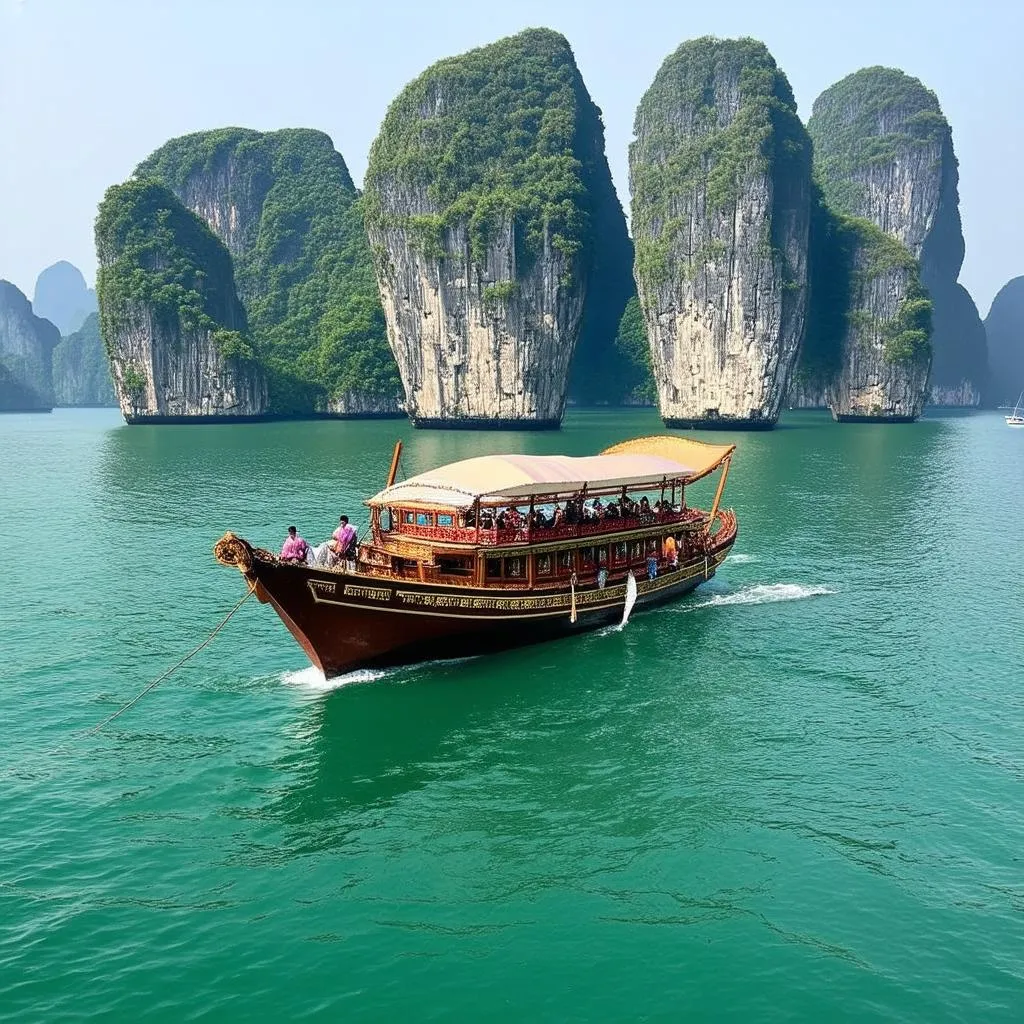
[384,508,705,548]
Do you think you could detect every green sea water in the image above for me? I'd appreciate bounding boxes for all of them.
[1,407,1022,1021]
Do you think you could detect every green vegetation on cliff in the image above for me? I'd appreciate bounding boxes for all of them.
[801,189,931,376]
[630,36,811,291]
[95,179,255,365]
[365,28,606,275]
[137,128,400,413]
[611,296,656,404]
[808,67,949,218]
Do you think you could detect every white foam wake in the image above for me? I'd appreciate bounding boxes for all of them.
[726,553,759,564]
[281,665,388,692]
[689,583,835,609]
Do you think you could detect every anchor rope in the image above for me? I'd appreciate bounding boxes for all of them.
[83,581,257,737]
[2,581,257,779]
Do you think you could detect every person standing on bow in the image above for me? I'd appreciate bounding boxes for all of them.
[333,515,358,572]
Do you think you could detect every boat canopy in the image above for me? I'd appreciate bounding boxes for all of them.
[367,436,735,509]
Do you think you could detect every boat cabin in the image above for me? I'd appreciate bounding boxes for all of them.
[357,437,735,589]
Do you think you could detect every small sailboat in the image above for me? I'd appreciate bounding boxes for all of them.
[1006,392,1024,428]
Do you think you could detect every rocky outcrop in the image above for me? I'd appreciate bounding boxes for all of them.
[929,380,981,407]
[0,280,59,411]
[32,261,97,335]
[629,37,812,429]
[138,129,402,417]
[96,180,267,423]
[809,67,976,419]
[984,277,1024,406]
[918,159,988,405]
[825,224,931,420]
[51,313,117,407]
[787,376,828,409]
[925,281,985,407]
[365,29,618,427]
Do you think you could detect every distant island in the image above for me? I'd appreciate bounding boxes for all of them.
[68,29,1010,427]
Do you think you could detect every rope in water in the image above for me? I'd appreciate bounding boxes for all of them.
[83,580,257,737]
[2,581,257,779]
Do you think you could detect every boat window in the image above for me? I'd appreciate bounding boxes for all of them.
[416,512,433,527]
[504,557,524,579]
[437,555,472,576]
[614,542,627,562]
[403,511,415,524]
[536,554,552,576]
[580,547,595,567]
[646,538,658,554]
[597,546,609,566]
[631,541,642,560]
[486,558,502,579]
[557,551,573,572]
[437,514,454,527]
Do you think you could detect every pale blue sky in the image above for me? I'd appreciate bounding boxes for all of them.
[1,0,1020,313]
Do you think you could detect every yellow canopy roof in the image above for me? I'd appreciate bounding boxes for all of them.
[368,436,734,508]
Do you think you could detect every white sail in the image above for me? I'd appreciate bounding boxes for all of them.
[622,572,638,626]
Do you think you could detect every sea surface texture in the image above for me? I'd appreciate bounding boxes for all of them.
[1,409,1022,1021]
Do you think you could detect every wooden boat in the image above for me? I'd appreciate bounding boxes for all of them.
[214,435,738,677]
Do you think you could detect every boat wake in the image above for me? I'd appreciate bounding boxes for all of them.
[726,553,759,564]
[688,583,834,610]
[281,666,389,692]
[279,654,481,693]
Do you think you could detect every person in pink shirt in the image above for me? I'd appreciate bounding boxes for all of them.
[280,525,309,563]
[332,515,358,570]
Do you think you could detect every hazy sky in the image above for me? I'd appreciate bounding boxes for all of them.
[1,0,1021,314]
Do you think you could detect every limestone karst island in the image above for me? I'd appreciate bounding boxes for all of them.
[3,30,1014,425]
[5,7,1024,1024]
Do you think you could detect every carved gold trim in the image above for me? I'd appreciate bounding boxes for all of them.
[303,550,729,620]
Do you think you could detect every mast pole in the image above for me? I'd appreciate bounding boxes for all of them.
[706,456,732,530]
[385,440,403,489]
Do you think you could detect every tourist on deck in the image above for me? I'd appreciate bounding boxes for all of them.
[280,526,310,563]
[333,515,358,571]
[664,533,678,568]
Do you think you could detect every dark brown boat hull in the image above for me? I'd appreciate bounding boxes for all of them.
[243,538,734,678]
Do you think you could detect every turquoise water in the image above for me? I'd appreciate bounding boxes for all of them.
[1,408,1022,1021]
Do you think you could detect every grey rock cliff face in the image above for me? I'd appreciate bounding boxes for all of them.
[629,39,812,428]
[0,280,59,411]
[96,179,270,423]
[826,250,930,420]
[33,261,97,335]
[370,212,582,425]
[809,68,985,416]
[983,276,1024,406]
[138,129,402,416]
[365,29,614,427]
[107,302,266,422]
[51,313,117,407]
